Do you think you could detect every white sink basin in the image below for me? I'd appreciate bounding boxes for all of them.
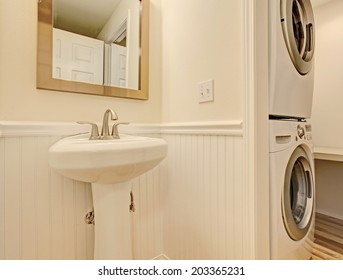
[49,132,167,259]
[49,133,167,184]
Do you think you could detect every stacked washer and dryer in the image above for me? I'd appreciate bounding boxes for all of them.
[269,0,316,259]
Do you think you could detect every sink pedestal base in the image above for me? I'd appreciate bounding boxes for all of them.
[91,182,132,260]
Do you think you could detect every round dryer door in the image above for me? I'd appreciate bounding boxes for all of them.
[282,146,314,241]
[281,0,315,75]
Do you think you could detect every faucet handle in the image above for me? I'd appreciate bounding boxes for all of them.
[111,122,130,139]
[77,121,100,140]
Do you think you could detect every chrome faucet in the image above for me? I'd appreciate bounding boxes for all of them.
[78,108,129,140]
[101,109,118,139]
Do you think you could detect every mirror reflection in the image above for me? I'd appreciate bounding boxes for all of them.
[36,0,150,100]
[53,0,140,90]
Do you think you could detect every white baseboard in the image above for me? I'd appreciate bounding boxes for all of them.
[152,254,170,260]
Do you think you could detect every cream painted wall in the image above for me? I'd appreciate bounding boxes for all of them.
[0,0,161,123]
[160,0,243,123]
[312,0,335,8]
[0,0,243,124]
[312,0,343,148]
[311,1,343,220]
[315,160,343,219]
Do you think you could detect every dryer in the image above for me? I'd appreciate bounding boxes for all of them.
[269,0,315,119]
[269,120,315,259]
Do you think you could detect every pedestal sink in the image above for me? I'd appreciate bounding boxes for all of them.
[48,133,167,259]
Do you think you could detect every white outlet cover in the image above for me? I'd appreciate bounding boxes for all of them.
[198,80,214,103]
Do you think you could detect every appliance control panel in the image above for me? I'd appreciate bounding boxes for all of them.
[296,123,312,141]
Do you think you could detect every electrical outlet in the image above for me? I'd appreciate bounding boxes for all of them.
[198,80,214,103]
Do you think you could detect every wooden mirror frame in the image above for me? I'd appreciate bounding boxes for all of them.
[37,0,149,100]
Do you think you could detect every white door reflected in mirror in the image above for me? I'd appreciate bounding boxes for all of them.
[110,43,127,88]
[53,0,140,90]
[53,28,104,85]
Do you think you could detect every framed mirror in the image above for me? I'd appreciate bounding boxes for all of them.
[37,0,149,100]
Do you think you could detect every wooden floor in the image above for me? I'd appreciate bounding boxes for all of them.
[312,212,343,260]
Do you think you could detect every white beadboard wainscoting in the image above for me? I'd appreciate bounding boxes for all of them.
[0,123,94,260]
[0,122,163,260]
[160,122,244,259]
[0,121,245,260]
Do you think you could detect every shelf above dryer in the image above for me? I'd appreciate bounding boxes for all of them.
[314,146,343,162]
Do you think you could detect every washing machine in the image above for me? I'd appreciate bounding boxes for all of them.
[269,0,315,119]
[269,120,315,259]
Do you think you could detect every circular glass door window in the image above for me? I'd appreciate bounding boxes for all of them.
[281,0,315,74]
[282,146,314,241]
